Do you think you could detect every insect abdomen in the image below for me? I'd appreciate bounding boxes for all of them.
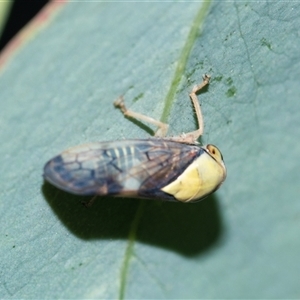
[43,139,203,200]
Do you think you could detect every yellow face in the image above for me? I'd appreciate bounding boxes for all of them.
[161,144,226,202]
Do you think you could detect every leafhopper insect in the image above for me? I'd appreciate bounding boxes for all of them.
[44,75,226,202]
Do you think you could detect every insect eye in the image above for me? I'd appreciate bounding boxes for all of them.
[206,144,224,163]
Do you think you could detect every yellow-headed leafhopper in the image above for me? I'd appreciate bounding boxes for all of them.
[44,75,226,202]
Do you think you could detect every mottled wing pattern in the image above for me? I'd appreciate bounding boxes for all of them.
[44,139,203,200]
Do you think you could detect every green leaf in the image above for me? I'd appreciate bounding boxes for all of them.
[1,1,300,298]
[0,0,12,37]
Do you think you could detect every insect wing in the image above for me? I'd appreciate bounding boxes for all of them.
[44,139,203,200]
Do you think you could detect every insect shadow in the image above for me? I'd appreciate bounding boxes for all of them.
[42,182,223,257]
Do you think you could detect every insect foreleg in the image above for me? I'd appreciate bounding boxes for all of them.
[168,74,210,145]
[187,74,210,140]
[114,74,210,144]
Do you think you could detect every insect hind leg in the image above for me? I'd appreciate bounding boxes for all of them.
[81,195,97,207]
[114,96,169,137]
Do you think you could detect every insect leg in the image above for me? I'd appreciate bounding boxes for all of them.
[188,74,210,138]
[81,195,97,207]
[169,74,210,144]
[114,96,169,137]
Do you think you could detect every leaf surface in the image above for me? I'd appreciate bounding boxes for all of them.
[1,1,300,298]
